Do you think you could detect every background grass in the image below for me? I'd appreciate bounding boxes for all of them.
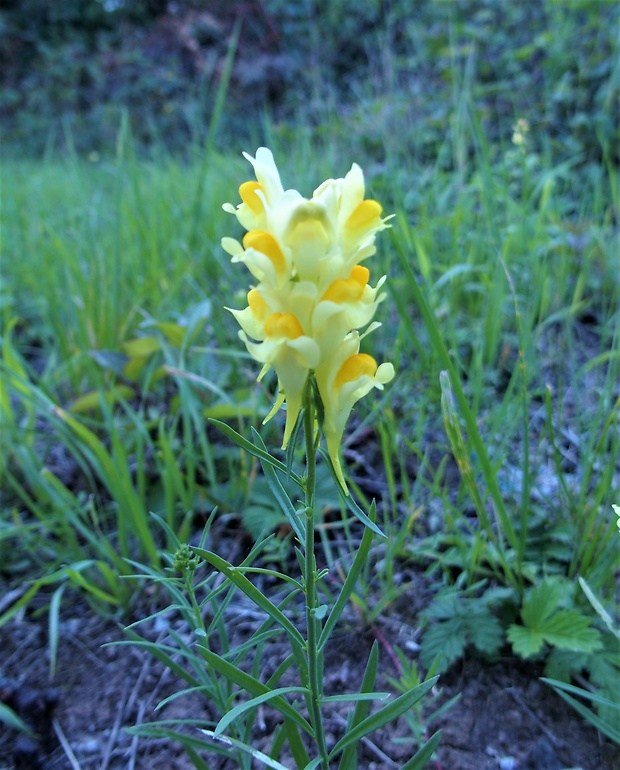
[1,0,619,750]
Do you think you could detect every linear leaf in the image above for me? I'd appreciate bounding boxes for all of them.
[0,703,33,736]
[215,687,310,736]
[338,641,380,770]
[201,731,294,770]
[542,679,620,744]
[252,428,306,542]
[319,502,377,650]
[192,548,305,650]
[198,645,314,737]
[209,419,303,487]
[329,677,438,759]
[322,692,390,703]
[399,729,443,770]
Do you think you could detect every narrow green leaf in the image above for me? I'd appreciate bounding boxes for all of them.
[319,503,377,650]
[338,641,380,770]
[201,731,294,770]
[215,687,310,736]
[48,584,65,678]
[329,677,439,759]
[119,633,202,688]
[192,548,306,650]
[318,450,385,538]
[578,577,620,640]
[399,729,443,770]
[322,692,390,703]
[251,428,306,542]
[542,679,620,744]
[391,233,518,560]
[198,645,314,737]
[127,724,233,759]
[209,419,303,487]
[0,703,34,736]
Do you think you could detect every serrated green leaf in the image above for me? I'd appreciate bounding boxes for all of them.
[540,609,602,652]
[421,619,467,671]
[467,612,504,656]
[507,623,545,658]
[520,579,567,628]
[509,608,601,658]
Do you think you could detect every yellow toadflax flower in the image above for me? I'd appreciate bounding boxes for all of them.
[223,148,394,490]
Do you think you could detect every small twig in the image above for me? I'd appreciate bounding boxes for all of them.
[129,699,147,770]
[507,686,564,748]
[0,586,27,616]
[52,718,84,770]
[100,680,131,770]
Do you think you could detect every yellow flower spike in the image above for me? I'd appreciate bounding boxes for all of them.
[239,181,265,214]
[345,199,383,231]
[225,148,394,460]
[243,230,287,277]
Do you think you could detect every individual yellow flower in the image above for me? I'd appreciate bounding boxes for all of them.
[315,329,394,489]
[223,148,394,490]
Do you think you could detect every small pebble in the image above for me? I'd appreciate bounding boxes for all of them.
[499,757,517,770]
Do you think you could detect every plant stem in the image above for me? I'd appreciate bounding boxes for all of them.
[303,379,330,769]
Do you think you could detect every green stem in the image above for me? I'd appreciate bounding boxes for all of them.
[303,379,330,769]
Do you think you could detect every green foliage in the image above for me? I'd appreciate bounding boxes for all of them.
[420,586,509,672]
[2,0,618,164]
[507,579,602,659]
[122,425,439,770]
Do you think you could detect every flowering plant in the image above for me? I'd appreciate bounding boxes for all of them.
[125,150,439,770]
[223,147,394,490]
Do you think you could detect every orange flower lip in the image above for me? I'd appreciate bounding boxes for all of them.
[264,312,305,340]
[335,353,378,389]
[239,181,265,213]
[243,230,287,275]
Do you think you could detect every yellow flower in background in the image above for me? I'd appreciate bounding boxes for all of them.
[223,147,394,490]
